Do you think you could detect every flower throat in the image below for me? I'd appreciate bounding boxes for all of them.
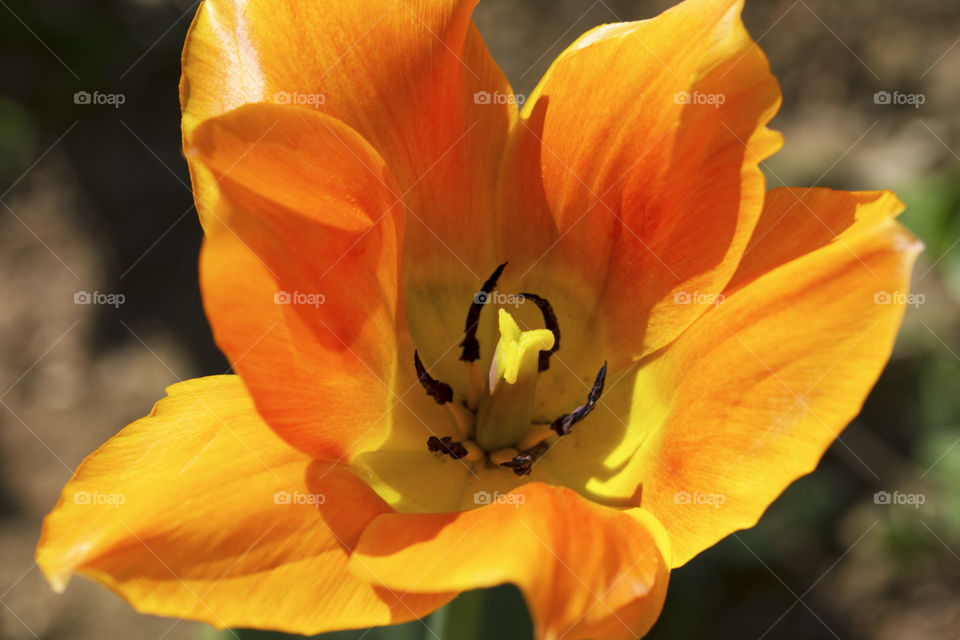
[414,263,607,476]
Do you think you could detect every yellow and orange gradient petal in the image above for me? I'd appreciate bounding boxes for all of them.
[495,0,782,373]
[36,376,453,634]
[569,188,921,566]
[193,103,406,461]
[349,485,670,640]
[180,0,516,278]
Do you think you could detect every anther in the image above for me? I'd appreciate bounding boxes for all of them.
[427,435,468,460]
[520,293,560,372]
[459,262,508,362]
[414,350,453,405]
[551,361,607,436]
[500,454,534,475]
[500,440,550,476]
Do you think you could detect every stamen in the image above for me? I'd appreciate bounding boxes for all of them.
[551,361,607,436]
[500,441,550,476]
[516,423,556,452]
[461,440,484,463]
[414,350,453,405]
[445,401,473,439]
[500,454,533,475]
[427,435,468,459]
[520,293,560,372]
[489,447,519,466]
[466,360,483,410]
[459,261,508,362]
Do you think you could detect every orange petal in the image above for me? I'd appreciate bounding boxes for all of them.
[632,188,922,566]
[181,0,515,277]
[36,376,452,634]
[191,103,404,460]
[496,0,782,370]
[350,483,670,640]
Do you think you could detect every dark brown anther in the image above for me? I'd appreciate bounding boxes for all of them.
[501,440,549,476]
[500,454,534,476]
[551,361,607,436]
[520,293,560,372]
[427,435,468,460]
[459,262,508,362]
[414,350,453,405]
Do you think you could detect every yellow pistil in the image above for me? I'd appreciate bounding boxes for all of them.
[475,309,555,451]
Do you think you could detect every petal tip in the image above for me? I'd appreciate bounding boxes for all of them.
[35,545,73,593]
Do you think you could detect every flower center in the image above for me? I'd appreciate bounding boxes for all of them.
[476,308,555,450]
[414,263,607,476]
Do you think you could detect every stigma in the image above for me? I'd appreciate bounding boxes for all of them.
[414,264,607,476]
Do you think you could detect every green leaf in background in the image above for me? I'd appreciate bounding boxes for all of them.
[898,168,960,299]
[220,585,533,640]
[0,95,37,185]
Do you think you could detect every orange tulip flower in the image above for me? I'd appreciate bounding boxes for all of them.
[37,0,921,637]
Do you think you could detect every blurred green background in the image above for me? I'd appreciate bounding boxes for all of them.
[1,0,958,638]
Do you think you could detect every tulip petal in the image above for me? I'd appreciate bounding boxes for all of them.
[496,0,782,376]
[350,483,670,640]
[181,0,515,279]
[36,376,452,634]
[629,188,922,566]
[191,103,405,460]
